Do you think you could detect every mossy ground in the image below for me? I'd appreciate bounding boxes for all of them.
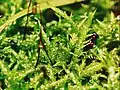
[0,0,120,90]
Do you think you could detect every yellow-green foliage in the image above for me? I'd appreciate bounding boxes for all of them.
[0,0,120,90]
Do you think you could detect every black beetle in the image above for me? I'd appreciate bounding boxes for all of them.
[83,32,99,51]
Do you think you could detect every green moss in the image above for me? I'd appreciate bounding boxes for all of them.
[0,0,120,89]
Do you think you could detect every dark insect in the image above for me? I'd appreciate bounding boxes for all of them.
[86,32,99,43]
[83,41,94,51]
[83,32,99,51]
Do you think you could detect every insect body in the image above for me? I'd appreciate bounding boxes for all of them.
[83,32,99,51]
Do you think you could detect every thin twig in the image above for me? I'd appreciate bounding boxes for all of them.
[23,0,32,40]
[35,4,52,67]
